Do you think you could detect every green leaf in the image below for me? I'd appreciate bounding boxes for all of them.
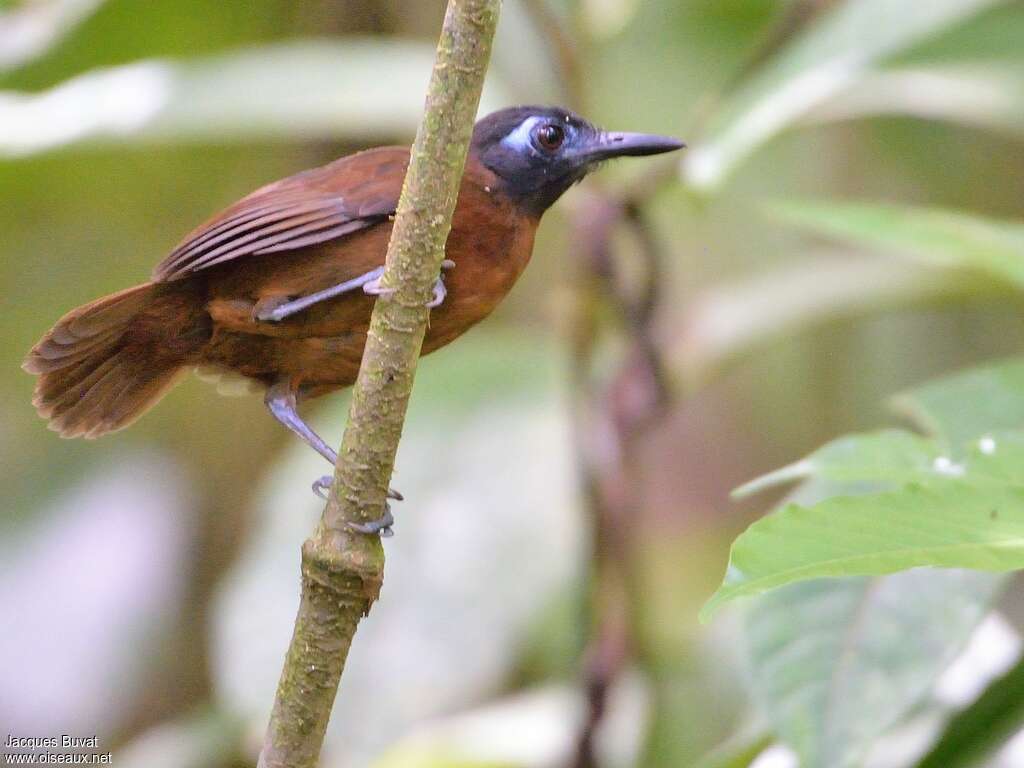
[722,360,1024,764]
[733,430,941,499]
[0,39,511,156]
[703,471,1024,621]
[710,360,1024,619]
[736,429,1024,499]
[894,357,1024,447]
[729,475,1007,768]
[682,0,1005,191]
[743,567,1002,768]
[770,200,1024,288]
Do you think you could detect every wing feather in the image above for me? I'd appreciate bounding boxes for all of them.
[176,207,341,272]
[253,219,373,255]
[152,147,408,282]
[164,199,326,265]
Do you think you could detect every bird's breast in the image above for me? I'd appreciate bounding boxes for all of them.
[423,182,538,351]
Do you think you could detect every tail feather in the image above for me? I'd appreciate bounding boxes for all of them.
[30,326,123,370]
[24,282,191,439]
[35,355,121,417]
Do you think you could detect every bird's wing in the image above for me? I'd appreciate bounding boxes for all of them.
[152,147,408,282]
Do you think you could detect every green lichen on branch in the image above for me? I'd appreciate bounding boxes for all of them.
[259,2,502,767]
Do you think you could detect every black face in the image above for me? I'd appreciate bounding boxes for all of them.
[471,106,685,216]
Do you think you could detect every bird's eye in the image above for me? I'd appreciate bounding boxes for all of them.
[535,123,565,151]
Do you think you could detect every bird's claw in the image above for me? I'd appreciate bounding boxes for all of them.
[312,475,332,500]
[347,503,395,537]
[311,475,403,503]
[364,261,453,307]
[426,277,447,308]
[425,260,455,308]
[312,479,398,537]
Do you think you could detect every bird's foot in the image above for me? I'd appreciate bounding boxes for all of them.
[311,475,403,503]
[312,475,332,500]
[363,275,396,298]
[311,478,399,537]
[347,503,395,538]
[364,260,455,307]
[426,276,447,308]
[425,260,456,308]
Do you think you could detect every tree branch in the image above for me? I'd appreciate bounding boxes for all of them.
[563,192,673,768]
[258,2,501,766]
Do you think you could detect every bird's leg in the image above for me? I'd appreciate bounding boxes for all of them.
[265,383,403,524]
[255,266,386,322]
[329,262,456,511]
[265,382,338,463]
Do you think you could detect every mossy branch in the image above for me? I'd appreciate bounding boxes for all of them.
[258,2,501,766]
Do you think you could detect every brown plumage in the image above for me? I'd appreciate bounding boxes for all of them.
[24,106,683,460]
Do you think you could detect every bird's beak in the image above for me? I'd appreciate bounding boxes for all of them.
[579,131,686,163]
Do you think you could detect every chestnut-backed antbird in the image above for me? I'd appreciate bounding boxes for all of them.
[25,106,683,507]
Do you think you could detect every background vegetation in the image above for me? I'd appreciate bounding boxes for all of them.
[5,1,1024,766]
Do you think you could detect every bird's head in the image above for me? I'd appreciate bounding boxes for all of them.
[471,106,684,216]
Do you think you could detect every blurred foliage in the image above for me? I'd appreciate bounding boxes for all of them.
[5,1,1024,767]
[743,566,1001,768]
[914,653,1024,768]
[771,201,1024,287]
[682,0,1008,191]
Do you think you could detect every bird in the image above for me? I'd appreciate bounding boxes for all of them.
[24,105,683,529]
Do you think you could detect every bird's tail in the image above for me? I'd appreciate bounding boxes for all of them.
[23,282,204,438]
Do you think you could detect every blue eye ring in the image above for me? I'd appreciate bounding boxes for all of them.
[534,123,565,151]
